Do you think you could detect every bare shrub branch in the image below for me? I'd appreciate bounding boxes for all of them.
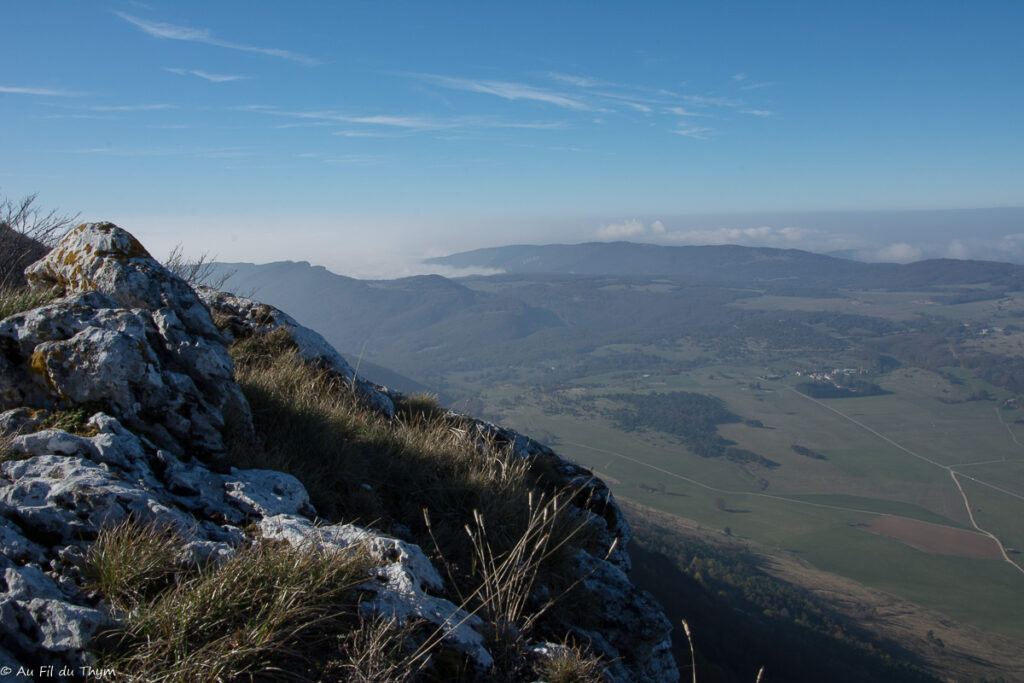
[0,190,78,287]
[163,244,233,289]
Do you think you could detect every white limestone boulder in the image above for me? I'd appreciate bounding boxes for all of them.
[2,223,254,458]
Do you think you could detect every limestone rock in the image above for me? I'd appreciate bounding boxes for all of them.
[222,469,315,519]
[25,222,218,338]
[3,223,254,458]
[570,550,678,682]
[199,288,395,417]
[260,513,492,669]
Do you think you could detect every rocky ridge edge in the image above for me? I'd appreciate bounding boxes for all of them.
[0,223,677,681]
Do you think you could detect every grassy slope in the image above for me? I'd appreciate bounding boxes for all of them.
[86,331,609,681]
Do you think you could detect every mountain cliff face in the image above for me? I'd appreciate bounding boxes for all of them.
[0,224,677,681]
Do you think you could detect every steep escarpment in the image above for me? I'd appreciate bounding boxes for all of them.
[0,223,677,681]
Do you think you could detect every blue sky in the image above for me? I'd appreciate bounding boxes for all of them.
[3,1,1023,276]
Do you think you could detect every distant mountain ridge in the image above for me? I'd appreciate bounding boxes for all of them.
[426,241,1024,289]
[208,243,1024,395]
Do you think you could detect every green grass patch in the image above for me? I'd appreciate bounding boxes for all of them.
[789,526,1024,640]
[782,494,967,528]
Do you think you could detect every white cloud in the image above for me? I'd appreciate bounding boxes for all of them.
[621,101,652,113]
[740,81,776,90]
[323,155,384,165]
[598,219,646,238]
[945,240,970,260]
[546,72,608,88]
[332,130,399,138]
[244,105,562,132]
[662,225,818,247]
[0,85,85,96]
[732,73,746,81]
[682,94,743,108]
[671,127,716,139]
[411,73,590,110]
[72,145,250,158]
[243,106,448,129]
[44,114,114,120]
[999,234,1024,250]
[597,219,668,239]
[741,109,773,117]
[115,12,320,65]
[165,67,249,82]
[873,242,923,263]
[665,106,705,117]
[82,104,175,111]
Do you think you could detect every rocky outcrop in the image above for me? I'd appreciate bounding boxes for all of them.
[0,223,676,680]
[198,288,394,417]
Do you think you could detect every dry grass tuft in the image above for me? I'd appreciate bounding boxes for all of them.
[83,519,182,612]
[533,639,608,683]
[92,526,372,681]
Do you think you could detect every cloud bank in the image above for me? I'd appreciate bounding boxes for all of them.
[591,210,1024,264]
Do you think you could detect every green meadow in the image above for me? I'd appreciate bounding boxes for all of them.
[468,344,1024,640]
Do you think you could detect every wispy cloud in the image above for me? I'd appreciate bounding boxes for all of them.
[165,67,250,82]
[323,155,384,165]
[732,73,746,81]
[115,12,320,65]
[741,109,773,117]
[590,90,661,113]
[333,130,401,138]
[244,105,563,132]
[665,106,706,117]
[682,94,743,108]
[411,73,590,110]
[0,85,86,96]
[671,127,717,139]
[243,105,448,129]
[546,72,627,89]
[622,101,652,113]
[740,81,776,91]
[272,122,334,129]
[82,104,176,112]
[72,145,250,158]
[546,73,679,114]
[44,114,115,120]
